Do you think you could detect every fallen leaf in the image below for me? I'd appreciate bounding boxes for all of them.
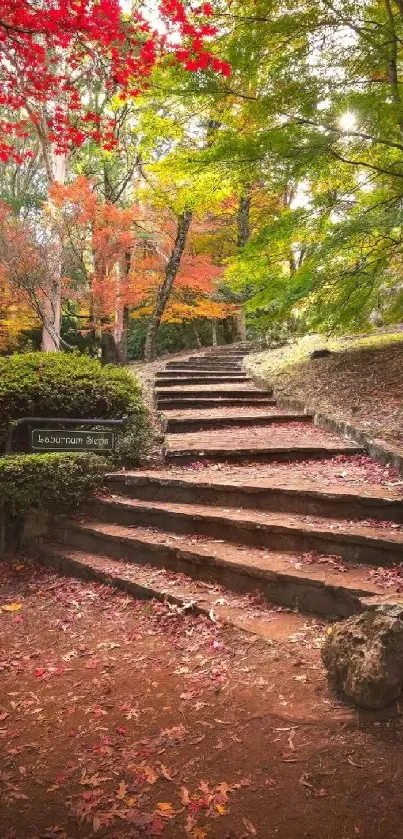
[288,728,297,751]
[116,780,128,800]
[34,668,47,679]
[184,814,195,834]
[243,817,257,835]
[157,802,174,813]
[347,757,364,769]
[1,603,22,613]
[216,781,230,800]
[299,774,313,789]
[150,817,166,836]
[92,816,101,833]
[180,786,191,806]
[265,777,277,788]
[199,781,211,795]
[144,766,159,784]
[215,803,227,815]
[80,772,104,788]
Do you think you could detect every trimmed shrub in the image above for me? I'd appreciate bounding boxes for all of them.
[0,452,107,516]
[0,352,151,465]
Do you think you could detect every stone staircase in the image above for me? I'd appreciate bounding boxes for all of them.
[42,343,403,630]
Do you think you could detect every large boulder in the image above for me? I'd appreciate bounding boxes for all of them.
[322,610,403,710]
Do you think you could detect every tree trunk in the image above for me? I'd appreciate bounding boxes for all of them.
[237,193,251,248]
[223,316,235,344]
[41,150,68,352]
[117,305,130,363]
[192,323,202,349]
[113,256,131,364]
[41,255,62,351]
[233,309,247,340]
[384,0,403,143]
[117,251,132,364]
[144,210,193,362]
[101,331,121,363]
[211,319,218,346]
[234,191,252,343]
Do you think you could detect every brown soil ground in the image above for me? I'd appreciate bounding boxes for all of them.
[2,558,403,839]
[271,342,403,450]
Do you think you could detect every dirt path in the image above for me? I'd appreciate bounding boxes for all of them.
[3,344,403,837]
[1,558,403,839]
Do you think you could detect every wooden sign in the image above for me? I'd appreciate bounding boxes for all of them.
[31,428,115,452]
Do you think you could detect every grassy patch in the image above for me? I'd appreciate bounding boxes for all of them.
[246,329,403,381]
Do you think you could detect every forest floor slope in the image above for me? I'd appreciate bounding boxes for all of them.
[2,557,403,839]
[246,331,403,451]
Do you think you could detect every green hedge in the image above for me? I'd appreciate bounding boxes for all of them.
[0,352,151,465]
[0,452,107,516]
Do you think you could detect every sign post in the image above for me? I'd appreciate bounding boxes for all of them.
[31,429,115,453]
[4,416,127,455]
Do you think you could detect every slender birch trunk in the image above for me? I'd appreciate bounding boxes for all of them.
[113,253,131,364]
[232,191,252,341]
[211,319,218,346]
[41,149,68,351]
[144,210,193,362]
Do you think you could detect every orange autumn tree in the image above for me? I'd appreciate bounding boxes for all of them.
[50,177,236,358]
[130,214,236,341]
[0,201,56,349]
[50,176,139,358]
[0,279,38,352]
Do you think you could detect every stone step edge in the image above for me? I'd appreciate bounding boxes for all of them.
[39,542,217,617]
[157,398,277,407]
[163,414,313,432]
[47,522,383,618]
[156,371,249,377]
[36,543,323,638]
[155,388,267,396]
[104,472,403,512]
[90,497,403,562]
[163,444,364,463]
[155,379,250,386]
[247,370,403,478]
[165,364,244,370]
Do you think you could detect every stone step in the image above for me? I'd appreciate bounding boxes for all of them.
[164,441,363,464]
[163,422,362,463]
[163,412,313,433]
[155,387,269,398]
[105,471,403,523]
[199,355,246,361]
[174,355,246,367]
[155,375,250,386]
[84,497,403,566]
[156,369,248,376]
[38,542,323,639]
[165,362,243,370]
[164,370,244,377]
[157,397,278,409]
[47,520,395,619]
